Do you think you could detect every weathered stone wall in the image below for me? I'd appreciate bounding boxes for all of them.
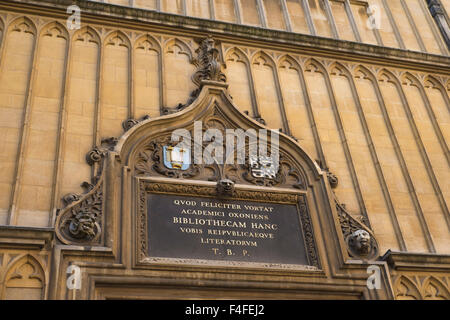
[100,0,448,54]
[0,4,448,256]
[0,0,449,300]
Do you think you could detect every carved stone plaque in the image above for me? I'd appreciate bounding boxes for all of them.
[146,193,310,266]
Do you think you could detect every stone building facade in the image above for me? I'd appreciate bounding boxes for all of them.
[0,0,449,299]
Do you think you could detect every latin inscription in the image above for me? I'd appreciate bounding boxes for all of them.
[147,194,309,265]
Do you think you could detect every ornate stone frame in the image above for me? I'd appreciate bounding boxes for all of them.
[135,177,320,272]
[48,37,394,299]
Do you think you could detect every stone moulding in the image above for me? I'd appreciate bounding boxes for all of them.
[4,0,450,74]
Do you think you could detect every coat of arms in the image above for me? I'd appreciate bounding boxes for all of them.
[163,146,190,170]
[249,155,278,179]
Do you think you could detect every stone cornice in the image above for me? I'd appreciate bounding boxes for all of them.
[381,250,450,272]
[1,0,450,75]
[0,226,54,250]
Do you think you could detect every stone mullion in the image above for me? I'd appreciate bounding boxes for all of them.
[156,0,161,12]
[129,37,134,119]
[302,0,317,35]
[160,43,167,115]
[49,32,72,227]
[350,71,406,250]
[273,64,291,136]
[0,23,8,81]
[157,44,164,116]
[325,68,370,227]
[343,0,362,42]
[233,0,243,24]
[399,0,426,52]
[299,65,328,172]
[93,33,104,179]
[374,78,435,253]
[420,84,450,166]
[369,4,384,47]
[280,0,293,32]
[256,0,268,28]
[323,0,340,39]
[381,0,406,49]
[181,0,187,16]
[209,0,216,20]
[397,82,450,231]
[7,26,39,226]
[248,57,262,119]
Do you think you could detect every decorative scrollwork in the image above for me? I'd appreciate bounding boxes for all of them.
[86,147,105,166]
[56,174,104,245]
[62,193,80,206]
[57,141,109,245]
[298,196,320,268]
[122,115,150,132]
[162,89,200,115]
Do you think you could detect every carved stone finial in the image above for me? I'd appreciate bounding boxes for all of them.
[217,179,235,197]
[193,35,226,86]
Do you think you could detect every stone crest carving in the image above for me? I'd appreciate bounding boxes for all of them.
[132,109,307,190]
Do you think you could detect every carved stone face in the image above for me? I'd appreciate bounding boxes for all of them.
[217,179,235,196]
[350,229,371,255]
[69,210,97,239]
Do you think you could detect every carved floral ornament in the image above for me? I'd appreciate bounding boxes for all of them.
[54,36,379,265]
